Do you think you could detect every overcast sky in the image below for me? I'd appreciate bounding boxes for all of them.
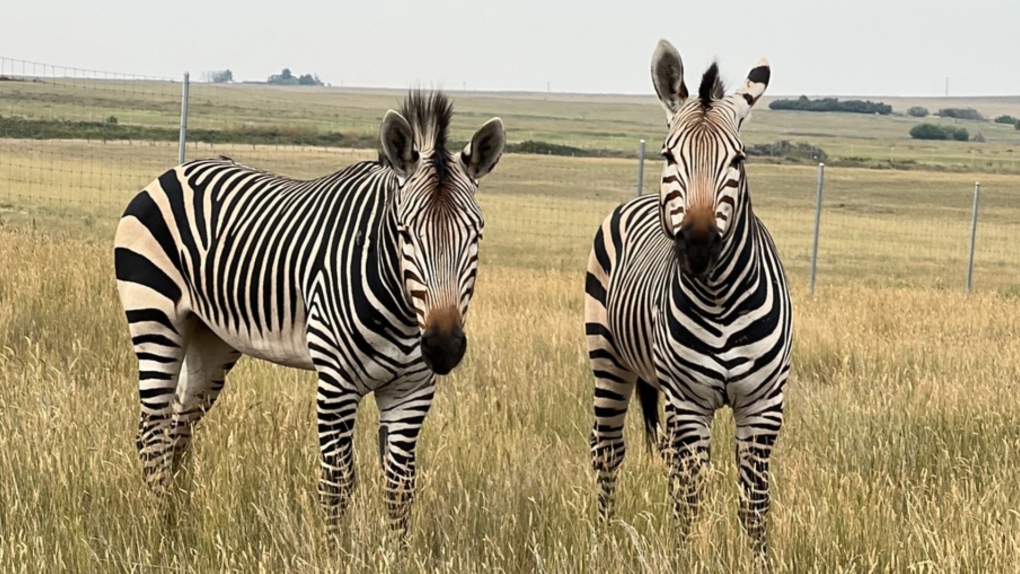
[4,0,1018,97]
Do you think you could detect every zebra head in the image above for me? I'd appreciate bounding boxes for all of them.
[650,39,770,279]
[379,90,505,375]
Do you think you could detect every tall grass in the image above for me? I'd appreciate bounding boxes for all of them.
[2,225,1020,572]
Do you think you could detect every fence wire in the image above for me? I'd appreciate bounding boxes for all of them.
[1,57,1018,293]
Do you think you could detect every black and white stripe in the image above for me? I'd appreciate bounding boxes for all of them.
[586,40,791,565]
[114,90,505,533]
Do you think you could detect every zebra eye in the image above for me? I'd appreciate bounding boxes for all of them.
[398,224,414,242]
[730,153,746,168]
[662,150,677,165]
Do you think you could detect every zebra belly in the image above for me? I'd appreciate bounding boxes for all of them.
[199,314,316,371]
[605,266,672,386]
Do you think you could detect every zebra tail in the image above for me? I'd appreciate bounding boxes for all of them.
[636,379,660,453]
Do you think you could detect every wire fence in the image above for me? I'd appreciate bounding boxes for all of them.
[1,58,1019,293]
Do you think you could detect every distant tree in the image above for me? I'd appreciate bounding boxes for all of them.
[906,106,929,118]
[949,127,969,141]
[267,68,296,85]
[972,132,986,143]
[268,68,323,86]
[936,108,985,121]
[994,114,1017,124]
[208,69,233,84]
[910,123,948,140]
[1016,120,1020,130]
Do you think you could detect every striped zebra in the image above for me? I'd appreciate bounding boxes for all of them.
[586,40,792,563]
[114,90,505,533]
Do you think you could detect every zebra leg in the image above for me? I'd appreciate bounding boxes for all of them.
[375,378,435,535]
[734,398,784,566]
[169,324,240,468]
[589,360,637,520]
[126,310,188,499]
[315,372,362,534]
[661,393,712,541]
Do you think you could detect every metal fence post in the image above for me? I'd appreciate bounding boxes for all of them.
[809,163,825,297]
[178,72,190,164]
[636,139,646,197]
[966,181,980,293]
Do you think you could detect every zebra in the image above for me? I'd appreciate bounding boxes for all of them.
[585,40,792,564]
[114,90,505,533]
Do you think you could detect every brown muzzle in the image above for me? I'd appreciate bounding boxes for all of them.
[674,209,721,277]
[420,307,467,375]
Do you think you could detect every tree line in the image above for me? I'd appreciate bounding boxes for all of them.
[202,68,323,86]
[768,96,892,115]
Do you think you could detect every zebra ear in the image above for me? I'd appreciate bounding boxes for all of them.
[380,110,417,178]
[461,117,505,180]
[651,39,688,118]
[731,58,771,122]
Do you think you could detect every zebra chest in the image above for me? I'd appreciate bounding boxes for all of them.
[651,307,764,405]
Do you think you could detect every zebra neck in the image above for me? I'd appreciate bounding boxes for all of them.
[677,194,763,309]
[371,181,416,325]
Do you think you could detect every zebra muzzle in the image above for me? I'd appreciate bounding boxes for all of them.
[420,323,467,375]
[675,222,722,278]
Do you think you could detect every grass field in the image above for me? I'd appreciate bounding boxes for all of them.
[3,216,1020,573]
[2,81,1020,572]
[4,78,1020,169]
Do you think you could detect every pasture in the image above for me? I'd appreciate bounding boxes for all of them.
[1,82,1020,572]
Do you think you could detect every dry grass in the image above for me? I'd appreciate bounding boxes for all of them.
[2,93,1020,569]
[2,219,1020,572]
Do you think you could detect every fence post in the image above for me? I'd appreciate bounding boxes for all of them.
[809,163,825,297]
[966,181,980,293]
[178,71,190,165]
[636,139,646,197]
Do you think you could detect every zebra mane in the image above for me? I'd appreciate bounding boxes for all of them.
[698,62,725,108]
[401,89,454,182]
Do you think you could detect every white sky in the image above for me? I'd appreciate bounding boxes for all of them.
[4,0,1019,96]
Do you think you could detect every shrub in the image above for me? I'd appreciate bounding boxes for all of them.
[744,140,827,162]
[0,116,378,148]
[768,96,892,115]
[909,124,971,141]
[994,114,1017,125]
[910,123,948,140]
[936,108,984,121]
[505,140,586,156]
[950,127,969,141]
[906,106,929,118]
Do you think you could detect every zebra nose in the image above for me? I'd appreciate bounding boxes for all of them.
[676,223,721,276]
[420,324,467,375]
